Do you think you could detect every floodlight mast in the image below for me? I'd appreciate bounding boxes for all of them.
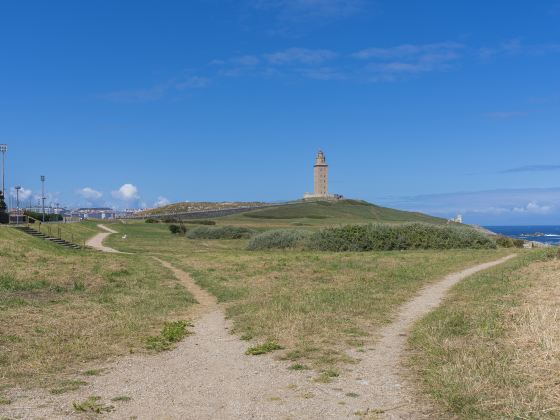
[0,144,7,195]
[41,175,46,222]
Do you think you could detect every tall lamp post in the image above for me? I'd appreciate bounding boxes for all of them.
[0,144,7,195]
[15,185,21,224]
[41,175,46,222]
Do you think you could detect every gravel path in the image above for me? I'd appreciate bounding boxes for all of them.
[84,224,121,253]
[2,228,516,419]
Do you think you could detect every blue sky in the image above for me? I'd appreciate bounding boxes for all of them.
[1,0,560,224]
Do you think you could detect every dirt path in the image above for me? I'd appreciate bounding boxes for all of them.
[84,224,122,253]
[3,252,516,419]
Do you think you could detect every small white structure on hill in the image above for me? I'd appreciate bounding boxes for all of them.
[448,214,463,224]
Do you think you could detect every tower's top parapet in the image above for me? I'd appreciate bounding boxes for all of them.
[314,150,327,166]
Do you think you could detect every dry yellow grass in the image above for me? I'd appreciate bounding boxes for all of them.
[408,249,559,418]
[0,227,195,391]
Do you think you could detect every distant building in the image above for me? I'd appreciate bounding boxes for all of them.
[448,214,463,224]
[304,150,341,200]
[72,207,116,220]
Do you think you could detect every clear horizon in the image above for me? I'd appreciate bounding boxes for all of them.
[2,1,560,225]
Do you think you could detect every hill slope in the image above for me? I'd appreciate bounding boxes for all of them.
[239,199,446,224]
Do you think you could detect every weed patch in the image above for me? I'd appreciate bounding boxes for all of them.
[246,341,283,355]
[146,320,192,351]
[50,380,87,395]
[73,396,114,413]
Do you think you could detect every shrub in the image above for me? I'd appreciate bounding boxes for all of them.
[494,235,525,248]
[184,220,216,225]
[186,226,254,240]
[169,225,187,235]
[306,223,496,252]
[145,218,159,223]
[247,229,311,250]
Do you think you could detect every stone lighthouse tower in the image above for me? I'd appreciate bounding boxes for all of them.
[313,150,328,196]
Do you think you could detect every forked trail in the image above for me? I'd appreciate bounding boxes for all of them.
[85,224,122,253]
[4,226,516,418]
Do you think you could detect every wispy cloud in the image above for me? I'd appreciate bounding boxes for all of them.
[265,47,337,65]
[501,164,560,174]
[252,0,365,21]
[101,75,209,103]
[478,38,560,59]
[354,42,465,81]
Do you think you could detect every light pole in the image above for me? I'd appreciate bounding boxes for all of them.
[0,144,6,195]
[15,186,21,224]
[41,175,46,222]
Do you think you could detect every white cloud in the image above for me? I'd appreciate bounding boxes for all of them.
[77,187,103,200]
[10,187,32,201]
[112,184,140,202]
[153,196,171,208]
[513,202,553,214]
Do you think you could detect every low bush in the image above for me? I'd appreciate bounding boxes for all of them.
[247,229,311,250]
[186,226,254,240]
[168,224,187,234]
[495,235,525,248]
[306,223,496,252]
[145,218,159,224]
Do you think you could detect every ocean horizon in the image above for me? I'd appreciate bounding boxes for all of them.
[484,225,560,245]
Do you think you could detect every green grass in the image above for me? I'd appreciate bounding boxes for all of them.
[28,220,101,246]
[101,221,514,373]
[0,227,195,390]
[146,320,192,351]
[239,200,446,225]
[246,341,283,355]
[408,248,557,418]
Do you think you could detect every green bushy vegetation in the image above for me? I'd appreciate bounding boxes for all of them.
[145,218,159,223]
[168,224,187,234]
[246,229,311,250]
[0,192,8,224]
[495,235,525,248]
[186,225,254,239]
[162,218,216,225]
[306,223,496,251]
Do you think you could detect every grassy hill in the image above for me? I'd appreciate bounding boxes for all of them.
[236,199,446,225]
[140,201,266,216]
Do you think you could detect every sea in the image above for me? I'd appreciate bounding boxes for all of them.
[485,226,560,246]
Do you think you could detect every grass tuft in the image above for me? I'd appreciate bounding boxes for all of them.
[246,341,283,355]
[111,395,131,402]
[49,380,88,395]
[146,320,192,352]
[73,396,114,413]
